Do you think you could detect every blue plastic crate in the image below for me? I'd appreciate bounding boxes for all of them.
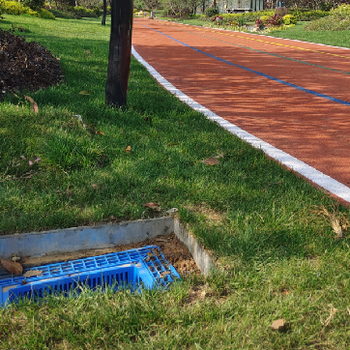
[0,245,180,307]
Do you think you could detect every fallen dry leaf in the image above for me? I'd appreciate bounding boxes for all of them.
[214,153,225,159]
[95,131,105,136]
[142,202,160,209]
[313,205,349,239]
[1,259,23,275]
[23,270,43,278]
[91,184,97,189]
[78,90,90,96]
[125,146,132,153]
[323,304,337,327]
[330,215,342,238]
[271,318,286,331]
[24,95,39,113]
[202,158,220,166]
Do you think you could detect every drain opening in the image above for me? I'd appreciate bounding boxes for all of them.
[0,246,180,307]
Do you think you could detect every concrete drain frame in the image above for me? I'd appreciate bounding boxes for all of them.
[0,217,215,306]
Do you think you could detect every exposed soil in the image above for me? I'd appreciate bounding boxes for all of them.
[20,233,200,276]
[0,27,62,97]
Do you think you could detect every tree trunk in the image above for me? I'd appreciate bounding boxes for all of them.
[101,0,107,25]
[105,0,133,107]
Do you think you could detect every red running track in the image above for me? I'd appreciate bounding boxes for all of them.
[132,19,350,201]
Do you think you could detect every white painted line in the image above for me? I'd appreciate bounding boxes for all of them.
[132,46,350,203]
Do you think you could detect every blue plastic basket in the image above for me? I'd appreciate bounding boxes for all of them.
[0,245,180,307]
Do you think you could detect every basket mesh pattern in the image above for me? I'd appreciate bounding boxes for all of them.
[0,245,180,307]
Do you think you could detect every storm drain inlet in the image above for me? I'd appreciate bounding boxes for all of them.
[0,245,180,307]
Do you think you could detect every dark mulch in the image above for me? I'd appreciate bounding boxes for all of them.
[0,27,62,97]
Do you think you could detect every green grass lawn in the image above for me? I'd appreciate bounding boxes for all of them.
[267,21,350,47]
[1,14,350,349]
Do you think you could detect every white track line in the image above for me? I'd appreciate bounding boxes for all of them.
[132,46,350,203]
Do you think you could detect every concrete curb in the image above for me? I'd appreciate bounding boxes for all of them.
[0,217,173,260]
[0,217,216,277]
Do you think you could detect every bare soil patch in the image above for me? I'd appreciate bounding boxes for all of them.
[20,233,199,276]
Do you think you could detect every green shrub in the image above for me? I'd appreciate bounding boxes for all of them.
[38,8,55,19]
[283,14,296,25]
[205,6,219,17]
[0,0,5,17]
[134,0,145,11]
[92,5,100,16]
[48,8,80,18]
[241,9,274,21]
[3,1,54,18]
[21,0,44,11]
[260,15,269,24]
[330,4,350,19]
[222,9,274,23]
[304,5,350,31]
[304,15,350,31]
[72,6,98,17]
[289,9,329,21]
[4,1,29,15]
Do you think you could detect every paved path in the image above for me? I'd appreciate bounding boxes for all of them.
[132,19,350,203]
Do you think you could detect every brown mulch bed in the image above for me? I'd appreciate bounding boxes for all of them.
[0,27,62,97]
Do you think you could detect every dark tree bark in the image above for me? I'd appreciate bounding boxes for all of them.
[105,0,133,107]
[101,0,107,25]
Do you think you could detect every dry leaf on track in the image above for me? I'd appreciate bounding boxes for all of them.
[202,158,220,166]
[142,202,160,209]
[24,95,39,113]
[1,259,23,275]
[23,270,43,278]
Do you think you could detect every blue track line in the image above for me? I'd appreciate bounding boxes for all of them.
[139,22,350,107]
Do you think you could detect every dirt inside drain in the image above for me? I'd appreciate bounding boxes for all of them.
[18,233,200,277]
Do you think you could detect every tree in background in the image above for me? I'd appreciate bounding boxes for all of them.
[101,0,107,25]
[163,0,201,16]
[0,0,5,18]
[143,0,160,10]
[21,0,45,11]
[105,0,133,107]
